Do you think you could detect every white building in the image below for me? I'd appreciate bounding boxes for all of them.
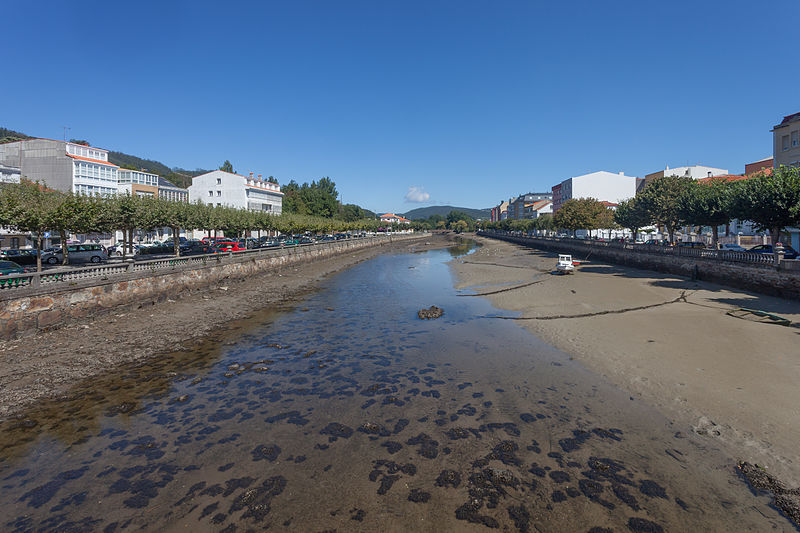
[157,177,189,203]
[118,169,158,197]
[552,171,639,211]
[188,170,283,213]
[0,139,119,196]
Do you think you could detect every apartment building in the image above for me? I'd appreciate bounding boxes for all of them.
[552,171,638,211]
[490,200,509,222]
[158,177,189,202]
[118,169,158,198]
[773,112,800,168]
[507,192,552,220]
[188,170,283,213]
[0,138,119,195]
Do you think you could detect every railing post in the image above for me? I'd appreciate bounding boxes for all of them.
[31,273,41,288]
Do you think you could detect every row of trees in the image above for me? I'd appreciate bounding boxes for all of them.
[614,167,800,252]
[482,166,800,265]
[0,180,404,272]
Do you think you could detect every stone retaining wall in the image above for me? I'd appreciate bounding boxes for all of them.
[0,234,423,339]
[481,233,800,300]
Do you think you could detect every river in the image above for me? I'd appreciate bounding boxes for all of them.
[0,241,790,532]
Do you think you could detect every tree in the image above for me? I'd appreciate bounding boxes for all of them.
[614,198,651,242]
[219,160,234,173]
[677,180,733,248]
[637,175,693,244]
[0,180,62,271]
[553,198,606,236]
[730,166,800,264]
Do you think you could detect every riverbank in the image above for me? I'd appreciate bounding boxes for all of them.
[451,235,800,490]
[0,233,454,421]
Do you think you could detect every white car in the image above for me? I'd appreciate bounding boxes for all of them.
[42,244,108,264]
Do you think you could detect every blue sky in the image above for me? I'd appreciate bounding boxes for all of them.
[4,1,798,213]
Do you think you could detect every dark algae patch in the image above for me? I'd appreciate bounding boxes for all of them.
[737,461,800,526]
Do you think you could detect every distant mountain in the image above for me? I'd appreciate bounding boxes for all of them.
[401,205,491,220]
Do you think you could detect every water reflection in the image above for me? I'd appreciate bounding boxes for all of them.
[0,242,790,532]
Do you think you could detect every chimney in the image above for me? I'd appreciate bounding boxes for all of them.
[249,172,253,178]
[258,174,262,179]
[707,171,712,177]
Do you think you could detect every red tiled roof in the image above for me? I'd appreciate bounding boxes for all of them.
[601,201,618,207]
[696,173,756,184]
[66,154,119,167]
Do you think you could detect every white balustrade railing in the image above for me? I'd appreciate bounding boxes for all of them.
[0,234,404,293]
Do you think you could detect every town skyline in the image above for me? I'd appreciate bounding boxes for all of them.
[5,1,799,213]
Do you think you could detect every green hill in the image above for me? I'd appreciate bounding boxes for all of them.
[0,127,33,144]
[401,205,491,220]
[106,151,209,189]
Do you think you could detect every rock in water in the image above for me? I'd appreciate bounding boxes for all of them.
[418,306,444,320]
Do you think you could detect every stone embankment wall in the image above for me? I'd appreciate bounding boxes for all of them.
[0,235,422,339]
[481,233,800,300]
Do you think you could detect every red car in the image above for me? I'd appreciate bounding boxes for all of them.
[213,241,247,253]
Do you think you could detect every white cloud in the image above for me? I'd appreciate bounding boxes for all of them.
[405,186,430,203]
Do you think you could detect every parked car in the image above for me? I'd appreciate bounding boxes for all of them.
[0,260,26,276]
[747,244,799,260]
[0,249,38,265]
[643,239,668,246]
[677,242,707,250]
[137,243,175,255]
[718,243,746,252]
[42,244,108,264]
[213,242,247,253]
[180,240,214,255]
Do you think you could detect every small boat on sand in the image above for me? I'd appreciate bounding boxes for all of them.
[557,254,575,274]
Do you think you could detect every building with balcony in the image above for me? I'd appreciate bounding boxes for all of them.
[157,177,188,202]
[552,171,638,211]
[118,169,158,198]
[773,112,800,168]
[0,138,119,196]
[188,170,283,213]
[507,192,552,220]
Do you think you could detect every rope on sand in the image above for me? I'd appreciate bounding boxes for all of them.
[484,291,689,320]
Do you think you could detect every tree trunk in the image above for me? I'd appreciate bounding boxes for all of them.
[36,234,43,273]
[712,225,719,250]
[667,225,675,245]
[173,227,180,256]
[725,223,730,237]
[60,230,69,265]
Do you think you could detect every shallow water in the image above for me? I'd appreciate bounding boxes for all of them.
[0,244,792,532]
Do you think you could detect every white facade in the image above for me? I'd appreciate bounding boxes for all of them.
[118,169,158,187]
[67,143,119,196]
[188,170,283,213]
[555,171,639,210]
[662,165,728,180]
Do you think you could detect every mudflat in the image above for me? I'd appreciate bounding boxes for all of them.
[0,234,449,421]
[452,236,800,487]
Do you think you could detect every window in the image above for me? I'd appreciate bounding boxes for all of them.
[793,130,799,147]
[216,178,222,185]
[783,135,790,151]
[208,190,213,197]
[216,190,222,196]
[216,203,221,207]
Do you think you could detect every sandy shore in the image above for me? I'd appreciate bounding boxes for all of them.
[0,233,453,421]
[451,235,800,487]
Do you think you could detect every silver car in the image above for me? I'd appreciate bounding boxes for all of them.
[42,244,108,265]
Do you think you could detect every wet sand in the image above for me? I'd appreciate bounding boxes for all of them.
[451,235,800,490]
[0,234,445,421]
